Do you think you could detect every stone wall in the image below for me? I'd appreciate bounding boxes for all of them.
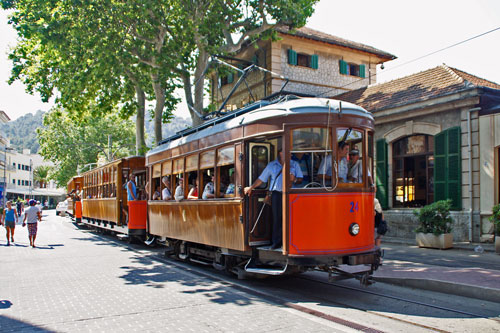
[384,209,475,242]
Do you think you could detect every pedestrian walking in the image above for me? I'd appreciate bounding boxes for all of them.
[1,201,18,246]
[16,199,24,217]
[23,199,42,248]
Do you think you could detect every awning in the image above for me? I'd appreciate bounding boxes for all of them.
[6,188,66,197]
[479,87,500,116]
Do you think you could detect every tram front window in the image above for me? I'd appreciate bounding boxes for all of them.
[291,128,331,188]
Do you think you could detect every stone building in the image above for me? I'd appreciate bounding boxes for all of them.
[209,26,395,111]
[336,65,500,242]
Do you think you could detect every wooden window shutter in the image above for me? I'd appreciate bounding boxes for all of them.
[288,49,297,65]
[376,138,388,209]
[359,64,366,78]
[434,127,462,210]
[339,60,347,74]
[311,54,319,69]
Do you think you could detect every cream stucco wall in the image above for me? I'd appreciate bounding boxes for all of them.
[479,113,500,236]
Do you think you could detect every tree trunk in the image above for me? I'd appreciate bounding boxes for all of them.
[151,72,166,145]
[134,84,146,155]
[193,49,209,126]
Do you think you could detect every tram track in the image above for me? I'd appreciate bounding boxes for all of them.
[75,225,499,332]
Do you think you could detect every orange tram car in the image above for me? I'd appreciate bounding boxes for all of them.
[69,97,381,282]
[145,97,381,282]
[79,157,148,239]
[66,176,83,221]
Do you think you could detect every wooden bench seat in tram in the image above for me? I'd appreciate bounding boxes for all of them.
[148,199,245,251]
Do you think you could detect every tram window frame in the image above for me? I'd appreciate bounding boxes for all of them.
[217,146,235,198]
[151,162,162,200]
[186,154,199,200]
[172,158,185,199]
[337,127,366,187]
[290,127,333,190]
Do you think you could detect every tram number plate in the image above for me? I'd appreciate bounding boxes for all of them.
[349,201,359,213]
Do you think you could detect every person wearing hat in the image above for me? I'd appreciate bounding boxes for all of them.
[348,148,372,184]
[23,199,42,248]
[174,177,184,201]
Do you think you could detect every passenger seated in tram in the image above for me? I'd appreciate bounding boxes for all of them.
[202,173,215,199]
[152,186,161,200]
[161,176,172,200]
[174,177,184,201]
[187,178,199,199]
[318,141,349,184]
[347,148,373,185]
[224,172,235,197]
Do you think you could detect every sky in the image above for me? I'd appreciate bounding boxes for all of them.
[1,0,499,121]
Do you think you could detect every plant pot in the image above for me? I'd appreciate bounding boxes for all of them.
[416,232,453,249]
[495,236,500,254]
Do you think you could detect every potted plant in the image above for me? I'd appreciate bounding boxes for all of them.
[489,203,500,253]
[414,199,453,249]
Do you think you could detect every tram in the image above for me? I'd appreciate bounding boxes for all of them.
[66,176,83,221]
[146,97,381,282]
[80,156,148,239]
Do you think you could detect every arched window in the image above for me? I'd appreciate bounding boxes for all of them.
[393,135,434,207]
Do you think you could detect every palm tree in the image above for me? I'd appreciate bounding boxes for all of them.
[33,165,51,188]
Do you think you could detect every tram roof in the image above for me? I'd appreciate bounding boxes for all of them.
[147,97,372,157]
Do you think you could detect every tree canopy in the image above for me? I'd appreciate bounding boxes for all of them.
[3,0,319,140]
[37,107,135,186]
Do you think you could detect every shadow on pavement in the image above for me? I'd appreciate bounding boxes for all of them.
[0,315,55,332]
[118,254,254,306]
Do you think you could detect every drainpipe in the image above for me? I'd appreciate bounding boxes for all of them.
[467,107,481,242]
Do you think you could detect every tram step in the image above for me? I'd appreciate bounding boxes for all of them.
[244,257,288,276]
[116,234,129,241]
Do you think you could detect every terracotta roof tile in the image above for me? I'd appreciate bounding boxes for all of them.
[334,65,500,112]
[276,26,396,61]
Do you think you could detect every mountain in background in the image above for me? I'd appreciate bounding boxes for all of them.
[0,110,193,153]
[0,110,44,153]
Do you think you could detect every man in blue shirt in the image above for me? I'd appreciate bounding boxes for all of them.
[244,149,302,250]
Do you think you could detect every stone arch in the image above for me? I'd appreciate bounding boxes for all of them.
[383,121,441,143]
[380,121,441,209]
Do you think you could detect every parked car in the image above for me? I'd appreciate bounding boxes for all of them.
[56,200,68,216]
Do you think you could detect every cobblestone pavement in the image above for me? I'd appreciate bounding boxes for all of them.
[0,211,350,332]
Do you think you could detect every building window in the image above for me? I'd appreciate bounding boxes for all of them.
[18,164,20,170]
[17,180,20,185]
[288,49,318,69]
[13,163,15,167]
[339,60,365,78]
[393,135,434,208]
[12,179,15,184]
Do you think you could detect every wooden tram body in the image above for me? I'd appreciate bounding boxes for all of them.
[66,176,83,220]
[146,97,381,280]
[80,156,148,238]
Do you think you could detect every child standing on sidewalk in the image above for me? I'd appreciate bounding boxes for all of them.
[23,199,41,248]
[1,201,18,246]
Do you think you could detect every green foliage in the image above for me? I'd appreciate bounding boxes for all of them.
[33,165,52,188]
[414,200,453,235]
[0,110,44,153]
[37,107,135,186]
[489,204,500,236]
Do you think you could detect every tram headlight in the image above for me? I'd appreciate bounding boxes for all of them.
[349,223,360,236]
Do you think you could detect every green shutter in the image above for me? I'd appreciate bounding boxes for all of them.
[376,138,388,209]
[227,72,234,84]
[252,54,258,65]
[434,127,462,210]
[288,49,297,65]
[311,54,319,69]
[359,64,366,78]
[339,60,347,75]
